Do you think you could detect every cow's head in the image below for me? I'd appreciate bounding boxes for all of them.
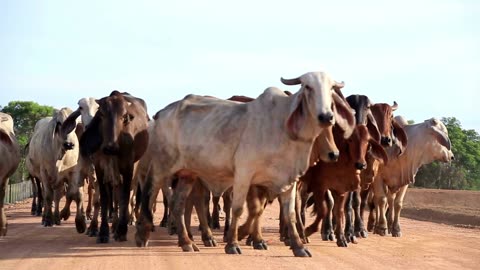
[343,124,388,171]
[370,102,408,153]
[0,113,15,147]
[96,91,135,156]
[53,107,78,160]
[424,118,454,163]
[282,71,355,142]
[346,94,381,142]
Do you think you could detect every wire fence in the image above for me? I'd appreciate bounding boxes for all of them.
[4,180,33,204]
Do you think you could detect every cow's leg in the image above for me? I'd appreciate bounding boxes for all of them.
[344,191,357,243]
[184,191,194,240]
[249,187,268,250]
[321,190,335,241]
[211,194,221,230]
[373,179,388,236]
[159,187,169,228]
[366,189,376,232]
[30,177,37,215]
[173,177,199,252]
[353,190,367,238]
[53,186,63,225]
[387,190,396,235]
[86,175,95,220]
[305,190,327,239]
[225,177,251,255]
[222,188,232,242]
[0,178,7,236]
[193,183,217,247]
[332,191,349,247]
[238,186,267,250]
[73,183,86,234]
[42,182,54,227]
[391,185,408,237]
[97,170,111,244]
[87,181,100,237]
[357,189,369,238]
[60,196,72,221]
[35,179,43,216]
[135,169,156,247]
[279,182,311,257]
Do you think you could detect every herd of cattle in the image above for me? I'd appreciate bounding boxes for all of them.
[0,71,454,257]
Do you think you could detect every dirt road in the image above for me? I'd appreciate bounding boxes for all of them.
[1,199,479,270]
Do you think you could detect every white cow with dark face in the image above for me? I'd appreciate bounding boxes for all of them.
[135,71,356,257]
[371,117,454,237]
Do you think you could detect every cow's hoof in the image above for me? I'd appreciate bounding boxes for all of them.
[301,237,310,244]
[355,229,368,238]
[60,208,71,221]
[135,232,148,247]
[44,219,53,227]
[245,235,253,246]
[336,236,348,247]
[212,221,220,230]
[392,230,402,237]
[114,233,127,242]
[374,227,387,236]
[224,243,242,254]
[96,235,109,244]
[321,232,335,241]
[292,247,312,257]
[159,219,168,228]
[346,233,358,244]
[253,240,268,250]
[87,227,98,237]
[35,210,43,217]
[367,222,374,232]
[283,237,291,246]
[75,216,87,234]
[203,237,217,247]
[181,243,200,252]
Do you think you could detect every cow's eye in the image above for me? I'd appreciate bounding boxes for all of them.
[123,114,129,124]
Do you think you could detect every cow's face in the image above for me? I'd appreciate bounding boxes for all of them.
[78,97,99,127]
[371,103,397,147]
[345,125,370,171]
[54,107,77,160]
[282,71,355,141]
[96,91,134,156]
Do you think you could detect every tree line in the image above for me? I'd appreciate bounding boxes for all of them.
[1,101,479,190]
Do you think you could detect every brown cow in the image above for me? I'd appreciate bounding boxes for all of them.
[303,124,388,247]
[79,91,149,243]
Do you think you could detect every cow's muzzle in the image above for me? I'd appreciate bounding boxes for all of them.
[318,112,334,125]
[380,136,392,146]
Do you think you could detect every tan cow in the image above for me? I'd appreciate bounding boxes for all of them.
[371,117,453,237]
[135,71,355,257]
[0,113,21,236]
[26,108,80,227]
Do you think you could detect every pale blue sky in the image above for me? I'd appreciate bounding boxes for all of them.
[1,0,478,131]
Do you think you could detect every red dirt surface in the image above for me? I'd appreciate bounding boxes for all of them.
[1,195,479,270]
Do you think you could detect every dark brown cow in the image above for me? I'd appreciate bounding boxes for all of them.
[79,91,149,243]
[302,124,388,247]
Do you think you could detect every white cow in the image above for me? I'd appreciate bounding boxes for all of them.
[0,113,21,236]
[372,117,454,237]
[26,108,80,227]
[135,71,355,257]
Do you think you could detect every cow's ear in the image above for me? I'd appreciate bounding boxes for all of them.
[286,91,307,140]
[369,139,388,165]
[366,111,381,142]
[392,118,408,155]
[0,130,13,146]
[79,113,103,157]
[61,108,81,138]
[333,91,355,139]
